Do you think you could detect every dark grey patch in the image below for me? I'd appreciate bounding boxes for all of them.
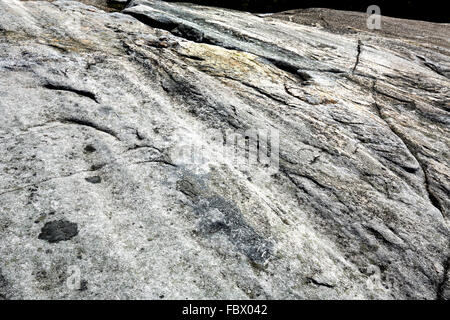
[90,163,106,171]
[0,269,8,300]
[194,196,272,264]
[266,58,313,83]
[79,280,88,292]
[176,179,201,200]
[27,185,38,205]
[0,273,7,288]
[172,24,205,42]
[84,144,96,153]
[98,106,114,115]
[38,220,79,243]
[85,176,102,184]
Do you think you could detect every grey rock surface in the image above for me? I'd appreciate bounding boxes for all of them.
[0,0,449,299]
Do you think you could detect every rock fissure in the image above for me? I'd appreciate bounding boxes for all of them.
[371,82,446,219]
[306,277,335,288]
[351,40,362,74]
[59,117,120,141]
[43,83,99,103]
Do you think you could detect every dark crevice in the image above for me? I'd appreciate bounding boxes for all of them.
[279,165,330,193]
[306,277,335,288]
[220,75,291,106]
[125,11,207,44]
[373,87,415,106]
[303,68,346,74]
[43,83,99,103]
[288,171,330,190]
[280,168,311,196]
[352,40,362,74]
[371,82,445,219]
[265,58,313,83]
[124,12,179,33]
[126,144,163,153]
[177,52,206,61]
[425,174,445,214]
[364,225,399,249]
[417,56,449,80]
[372,81,448,125]
[134,159,177,167]
[378,152,419,174]
[401,165,419,174]
[60,118,120,141]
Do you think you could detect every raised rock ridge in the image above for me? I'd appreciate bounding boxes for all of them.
[0,0,449,299]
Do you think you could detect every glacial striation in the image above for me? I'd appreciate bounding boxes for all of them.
[0,0,449,299]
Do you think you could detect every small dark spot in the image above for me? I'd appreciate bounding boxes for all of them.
[76,248,84,260]
[38,220,79,243]
[90,163,106,171]
[84,145,96,153]
[79,280,88,291]
[159,294,165,299]
[135,130,145,141]
[85,176,102,184]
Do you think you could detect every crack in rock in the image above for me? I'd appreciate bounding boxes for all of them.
[44,83,99,103]
[352,40,362,74]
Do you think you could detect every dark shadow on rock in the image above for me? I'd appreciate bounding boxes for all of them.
[38,220,79,243]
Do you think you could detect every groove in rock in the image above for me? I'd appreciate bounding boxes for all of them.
[417,56,449,79]
[44,83,99,103]
[352,40,362,74]
[60,118,120,141]
[371,82,445,219]
[306,277,335,288]
[265,58,313,83]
